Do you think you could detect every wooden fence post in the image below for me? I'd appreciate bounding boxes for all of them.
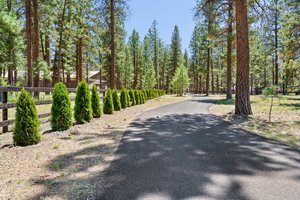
[2,91,8,133]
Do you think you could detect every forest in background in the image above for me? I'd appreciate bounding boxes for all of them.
[0,0,299,113]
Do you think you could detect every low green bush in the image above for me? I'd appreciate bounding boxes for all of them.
[103,88,114,114]
[140,90,145,104]
[91,85,102,118]
[126,89,131,107]
[112,89,122,111]
[74,80,92,124]
[129,89,136,106]
[14,88,41,146]
[143,90,148,101]
[51,82,72,131]
[135,90,140,104]
[120,87,128,109]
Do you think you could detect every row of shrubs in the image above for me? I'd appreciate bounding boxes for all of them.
[103,87,166,114]
[13,81,166,146]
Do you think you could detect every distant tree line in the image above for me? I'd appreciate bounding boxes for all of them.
[0,0,299,116]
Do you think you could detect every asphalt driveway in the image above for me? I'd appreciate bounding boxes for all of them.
[99,96,300,200]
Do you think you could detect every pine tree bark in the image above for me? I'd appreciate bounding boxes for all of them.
[206,47,210,96]
[76,40,79,85]
[44,34,50,87]
[235,0,252,115]
[7,0,13,85]
[25,0,33,87]
[274,0,279,86]
[196,72,199,94]
[250,73,253,95]
[66,72,70,88]
[109,0,116,88]
[217,74,219,94]
[33,0,40,96]
[99,68,103,89]
[226,0,233,99]
[199,75,202,94]
[78,38,83,82]
[211,56,214,94]
[56,0,67,84]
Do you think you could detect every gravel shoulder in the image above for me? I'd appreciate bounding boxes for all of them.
[0,95,190,200]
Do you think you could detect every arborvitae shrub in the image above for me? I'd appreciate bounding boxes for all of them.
[74,80,92,124]
[156,90,159,97]
[143,90,148,101]
[112,89,121,111]
[134,90,140,104]
[141,91,145,104]
[147,90,151,99]
[91,85,101,118]
[139,91,143,104]
[103,88,114,114]
[14,88,41,146]
[51,82,72,131]
[129,89,136,106]
[120,87,128,109]
[126,89,131,107]
[138,90,142,104]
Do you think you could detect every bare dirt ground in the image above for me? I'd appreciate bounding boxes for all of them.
[209,95,300,147]
[0,95,190,200]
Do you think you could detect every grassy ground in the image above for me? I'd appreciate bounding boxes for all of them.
[209,94,300,147]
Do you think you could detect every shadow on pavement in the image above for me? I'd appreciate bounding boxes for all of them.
[98,113,300,200]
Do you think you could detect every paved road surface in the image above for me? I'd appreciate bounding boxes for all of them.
[99,96,300,200]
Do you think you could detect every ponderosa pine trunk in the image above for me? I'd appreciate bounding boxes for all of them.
[194,73,196,93]
[99,67,103,89]
[7,0,13,85]
[66,72,70,88]
[206,47,210,96]
[211,57,214,94]
[235,0,252,115]
[109,0,116,88]
[226,0,233,99]
[274,0,279,86]
[45,34,50,87]
[78,38,83,82]
[217,74,219,94]
[195,72,199,93]
[33,0,39,97]
[56,0,67,84]
[199,75,202,94]
[25,0,33,87]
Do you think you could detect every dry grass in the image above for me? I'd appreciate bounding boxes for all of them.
[209,94,300,147]
[0,95,190,200]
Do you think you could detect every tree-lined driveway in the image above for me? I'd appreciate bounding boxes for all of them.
[99,96,300,200]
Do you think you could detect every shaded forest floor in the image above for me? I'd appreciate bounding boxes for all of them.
[209,94,300,147]
[0,95,190,200]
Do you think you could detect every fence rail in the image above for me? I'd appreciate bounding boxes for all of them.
[0,86,106,133]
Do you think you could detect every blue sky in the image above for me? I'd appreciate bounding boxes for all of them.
[125,0,196,51]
